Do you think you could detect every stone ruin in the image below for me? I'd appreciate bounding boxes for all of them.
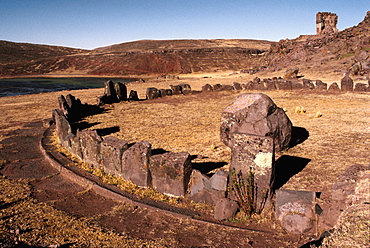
[316,12,338,35]
[52,78,370,237]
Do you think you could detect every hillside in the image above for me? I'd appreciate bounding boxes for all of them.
[0,11,369,77]
[263,11,370,77]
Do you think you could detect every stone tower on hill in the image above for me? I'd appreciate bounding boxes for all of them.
[316,12,338,35]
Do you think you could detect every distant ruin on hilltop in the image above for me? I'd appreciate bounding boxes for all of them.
[316,12,338,35]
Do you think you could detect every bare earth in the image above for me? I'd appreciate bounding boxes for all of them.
[0,71,369,247]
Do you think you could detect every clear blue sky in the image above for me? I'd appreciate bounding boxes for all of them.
[1,0,369,50]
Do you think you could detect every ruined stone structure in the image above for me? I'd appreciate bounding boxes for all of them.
[316,12,338,35]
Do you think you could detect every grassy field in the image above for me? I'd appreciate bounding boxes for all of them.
[0,74,369,247]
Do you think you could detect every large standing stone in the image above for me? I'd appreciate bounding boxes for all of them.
[115,82,127,101]
[52,109,72,148]
[149,152,192,197]
[233,82,243,90]
[101,136,129,176]
[128,90,139,101]
[275,189,316,234]
[228,133,274,213]
[220,93,292,151]
[79,130,103,169]
[121,141,151,187]
[341,75,354,92]
[202,84,213,92]
[170,85,182,95]
[302,79,315,90]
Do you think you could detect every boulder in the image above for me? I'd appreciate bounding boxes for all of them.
[213,84,223,91]
[149,152,192,197]
[146,87,160,100]
[101,136,129,176]
[97,80,119,105]
[214,198,238,221]
[170,85,182,95]
[159,89,172,97]
[179,83,192,95]
[302,79,315,90]
[315,80,327,91]
[220,93,292,151]
[233,82,243,90]
[79,129,103,169]
[328,82,341,93]
[128,90,139,101]
[275,189,317,234]
[291,81,303,90]
[115,82,127,101]
[354,83,368,92]
[201,84,213,92]
[121,141,151,187]
[341,75,354,92]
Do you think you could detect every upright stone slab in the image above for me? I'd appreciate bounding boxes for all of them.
[341,75,354,92]
[79,130,103,169]
[121,141,151,187]
[115,82,127,101]
[275,189,316,234]
[149,152,192,197]
[52,109,72,148]
[229,133,274,213]
[128,90,139,101]
[101,136,129,176]
[202,84,213,92]
[233,82,243,90]
[302,79,315,90]
[316,80,327,91]
[220,93,292,151]
[328,82,341,93]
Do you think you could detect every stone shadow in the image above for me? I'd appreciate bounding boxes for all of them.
[191,161,228,175]
[272,155,311,190]
[289,126,309,148]
[96,126,120,136]
[71,122,101,133]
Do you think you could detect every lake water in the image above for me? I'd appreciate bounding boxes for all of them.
[0,77,133,97]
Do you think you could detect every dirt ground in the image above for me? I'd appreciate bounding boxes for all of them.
[0,72,369,247]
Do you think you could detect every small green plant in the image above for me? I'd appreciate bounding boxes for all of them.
[228,168,255,218]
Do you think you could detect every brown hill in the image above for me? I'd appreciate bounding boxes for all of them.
[1,11,369,77]
[263,11,370,77]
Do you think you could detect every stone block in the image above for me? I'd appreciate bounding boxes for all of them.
[170,85,182,95]
[214,198,238,221]
[233,82,243,90]
[115,82,127,101]
[341,75,354,92]
[188,170,211,197]
[79,129,103,169]
[213,84,223,91]
[121,141,151,187]
[52,109,72,148]
[146,87,160,100]
[354,83,369,92]
[201,84,213,92]
[328,82,341,93]
[128,90,139,101]
[210,169,228,191]
[315,80,327,91]
[302,79,315,90]
[179,83,192,95]
[188,188,225,206]
[275,189,316,234]
[228,133,274,212]
[243,81,253,90]
[220,93,292,151]
[275,79,292,90]
[101,136,129,175]
[291,81,303,90]
[149,152,192,197]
